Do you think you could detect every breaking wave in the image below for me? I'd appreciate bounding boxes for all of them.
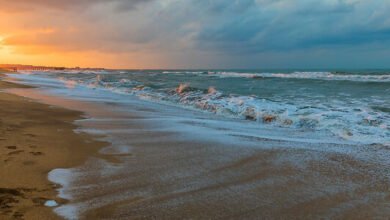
[207,71,390,82]
[157,70,390,82]
[9,70,389,146]
[59,74,389,146]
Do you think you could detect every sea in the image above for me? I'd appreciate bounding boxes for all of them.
[9,69,390,146]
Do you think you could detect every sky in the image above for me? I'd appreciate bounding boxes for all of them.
[1,0,390,69]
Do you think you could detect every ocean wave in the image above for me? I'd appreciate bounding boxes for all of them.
[207,71,390,82]
[81,75,389,145]
[22,69,390,83]
[162,71,207,74]
[17,71,389,146]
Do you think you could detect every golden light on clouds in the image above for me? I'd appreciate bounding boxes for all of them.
[0,7,162,69]
[0,35,13,61]
[0,1,199,69]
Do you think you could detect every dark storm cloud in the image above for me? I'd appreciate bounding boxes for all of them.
[191,0,390,53]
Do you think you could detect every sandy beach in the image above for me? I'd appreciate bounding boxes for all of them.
[0,72,106,219]
[1,70,389,219]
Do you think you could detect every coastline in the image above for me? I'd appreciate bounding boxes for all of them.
[0,73,106,219]
[1,71,390,219]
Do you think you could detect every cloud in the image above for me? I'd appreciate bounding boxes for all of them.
[0,0,154,12]
[2,0,390,68]
[190,0,390,53]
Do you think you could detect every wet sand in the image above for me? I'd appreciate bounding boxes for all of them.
[0,74,106,219]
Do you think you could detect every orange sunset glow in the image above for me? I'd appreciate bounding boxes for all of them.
[0,24,158,69]
[0,2,173,69]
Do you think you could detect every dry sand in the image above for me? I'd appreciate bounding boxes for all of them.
[0,73,106,219]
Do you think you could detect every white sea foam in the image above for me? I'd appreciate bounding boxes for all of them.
[89,80,388,146]
[44,200,59,207]
[207,71,390,82]
[48,168,75,200]
[163,71,206,74]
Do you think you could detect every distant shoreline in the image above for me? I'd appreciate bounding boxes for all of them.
[0,64,106,72]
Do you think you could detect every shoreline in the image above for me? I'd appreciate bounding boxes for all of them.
[0,73,107,219]
[2,71,390,219]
